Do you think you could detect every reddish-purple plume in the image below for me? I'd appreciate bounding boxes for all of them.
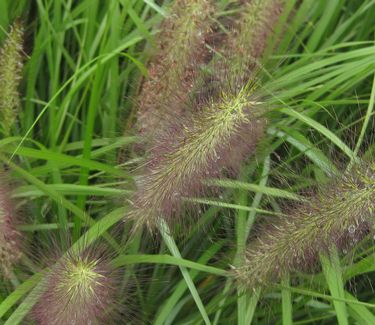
[137,0,215,143]
[129,80,266,232]
[235,161,375,290]
[127,0,286,232]
[33,245,119,325]
[0,176,22,278]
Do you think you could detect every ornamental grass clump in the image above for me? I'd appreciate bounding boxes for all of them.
[235,161,375,290]
[33,245,119,325]
[137,0,214,139]
[0,20,24,136]
[0,177,22,278]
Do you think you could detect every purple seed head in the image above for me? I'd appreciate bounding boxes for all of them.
[33,245,119,325]
[235,161,375,290]
[137,0,215,141]
[128,0,285,232]
[225,0,284,69]
[0,177,22,278]
[0,20,24,136]
[129,80,267,232]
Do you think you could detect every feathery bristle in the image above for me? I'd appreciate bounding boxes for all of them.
[33,246,118,325]
[235,162,375,290]
[137,0,215,140]
[129,82,266,231]
[0,21,24,136]
[229,0,284,65]
[129,0,285,232]
[0,178,22,278]
[192,0,284,105]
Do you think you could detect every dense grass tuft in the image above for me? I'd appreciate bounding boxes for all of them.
[0,1,374,324]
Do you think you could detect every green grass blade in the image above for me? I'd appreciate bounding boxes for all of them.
[320,250,348,325]
[281,274,293,325]
[112,254,228,276]
[158,219,212,325]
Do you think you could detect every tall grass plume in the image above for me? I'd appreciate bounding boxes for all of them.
[235,161,375,290]
[129,79,266,231]
[137,0,215,140]
[0,20,24,136]
[0,175,22,279]
[228,0,284,66]
[32,244,120,325]
[129,0,285,232]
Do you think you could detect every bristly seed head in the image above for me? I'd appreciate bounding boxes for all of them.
[235,162,375,290]
[137,0,215,141]
[225,0,284,72]
[0,177,22,278]
[129,81,266,232]
[33,247,118,325]
[129,0,285,232]
[0,20,24,136]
